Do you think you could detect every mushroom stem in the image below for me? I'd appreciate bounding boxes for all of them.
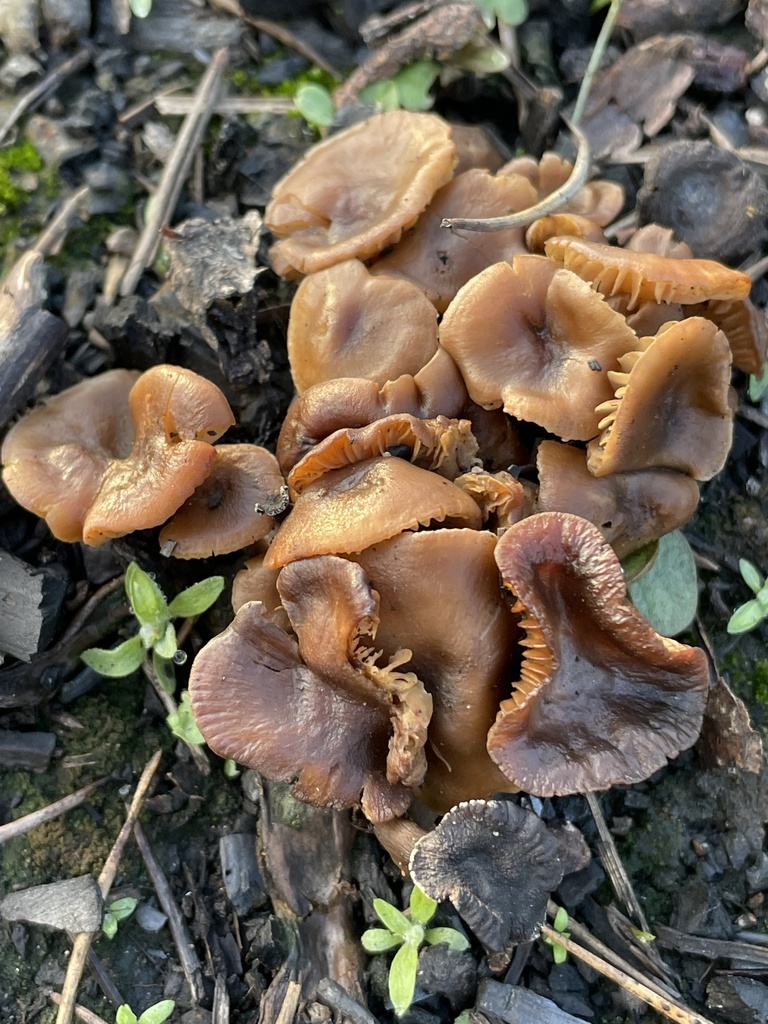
[372,819,427,876]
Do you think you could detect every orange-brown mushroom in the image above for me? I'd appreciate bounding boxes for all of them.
[588,318,733,480]
[158,444,285,558]
[525,213,606,254]
[439,256,638,441]
[264,456,482,569]
[487,512,710,796]
[265,110,456,278]
[287,259,439,392]
[231,551,290,632]
[685,297,767,377]
[450,122,505,174]
[500,151,625,226]
[454,469,534,530]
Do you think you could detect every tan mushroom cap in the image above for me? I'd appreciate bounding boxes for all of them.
[2,369,139,543]
[189,600,413,823]
[545,236,751,309]
[454,469,534,530]
[232,551,290,631]
[158,445,285,558]
[487,512,710,796]
[370,169,535,312]
[287,259,438,393]
[536,440,700,558]
[525,213,606,255]
[264,456,482,570]
[287,414,479,496]
[276,346,468,475]
[686,297,767,377]
[626,224,693,259]
[450,122,505,174]
[81,365,235,545]
[500,151,625,226]
[588,318,733,480]
[354,529,517,811]
[265,110,457,278]
[439,256,639,441]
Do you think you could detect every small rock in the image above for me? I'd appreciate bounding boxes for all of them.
[707,976,768,1024]
[26,114,96,168]
[1,875,103,933]
[0,54,41,91]
[41,0,90,46]
[135,902,168,933]
[0,0,39,53]
[748,853,768,892]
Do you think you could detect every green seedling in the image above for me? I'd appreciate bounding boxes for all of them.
[728,559,768,634]
[129,0,153,16]
[116,1000,175,1024]
[472,0,528,28]
[749,363,768,403]
[360,60,441,112]
[81,562,224,693]
[167,690,206,745]
[542,905,570,964]
[294,83,335,128]
[361,885,470,1017]
[102,896,138,940]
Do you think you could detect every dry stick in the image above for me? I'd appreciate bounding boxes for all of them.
[316,978,380,1024]
[119,47,229,297]
[49,994,109,1024]
[155,94,294,116]
[738,403,768,431]
[570,0,624,127]
[133,819,206,1004]
[32,185,92,258]
[141,658,211,776]
[0,776,111,844]
[213,975,230,1024]
[540,925,719,1024]
[58,575,126,645]
[0,47,92,146]
[585,790,650,935]
[744,251,768,281]
[55,750,163,1024]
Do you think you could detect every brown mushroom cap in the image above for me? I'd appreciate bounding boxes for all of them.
[525,213,606,255]
[588,318,733,480]
[354,529,517,811]
[686,297,767,376]
[536,440,700,558]
[264,456,482,569]
[439,256,639,441]
[189,599,414,823]
[450,123,505,174]
[287,259,438,392]
[265,110,457,278]
[158,444,285,558]
[370,169,535,312]
[545,236,751,309]
[487,512,710,796]
[500,152,625,226]
[454,469,534,530]
[2,369,139,543]
[287,414,479,496]
[231,551,290,631]
[626,223,693,259]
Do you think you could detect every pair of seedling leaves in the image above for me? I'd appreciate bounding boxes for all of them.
[116,1000,174,1024]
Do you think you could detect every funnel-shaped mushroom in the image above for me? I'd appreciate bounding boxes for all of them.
[454,470,534,530]
[265,110,456,278]
[525,213,606,254]
[264,456,482,569]
[587,318,733,480]
[487,512,710,796]
[232,552,289,631]
[287,259,438,392]
[500,152,625,226]
[439,257,638,441]
[686,297,767,376]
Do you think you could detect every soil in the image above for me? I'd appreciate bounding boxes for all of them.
[2,2,768,1024]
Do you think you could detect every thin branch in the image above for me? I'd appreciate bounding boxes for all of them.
[316,978,379,1024]
[32,186,92,258]
[0,776,111,845]
[49,994,109,1024]
[0,48,92,147]
[571,0,624,128]
[585,790,650,934]
[59,575,126,645]
[155,94,294,117]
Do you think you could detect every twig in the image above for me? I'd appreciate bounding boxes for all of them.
[213,975,230,1024]
[49,994,109,1024]
[316,978,379,1024]
[55,751,163,1024]
[86,947,125,1010]
[0,48,92,147]
[739,404,768,431]
[744,251,768,282]
[119,47,229,297]
[141,658,211,776]
[155,94,294,116]
[585,791,650,934]
[59,575,126,645]
[32,186,92,258]
[133,819,206,1004]
[0,775,111,845]
[540,925,719,1024]
[570,0,624,127]
[440,121,591,233]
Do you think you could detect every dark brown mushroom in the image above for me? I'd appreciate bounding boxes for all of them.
[487,512,710,796]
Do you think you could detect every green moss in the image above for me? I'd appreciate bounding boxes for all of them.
[230,63,336,99]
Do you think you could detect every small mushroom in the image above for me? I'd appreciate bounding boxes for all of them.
[525,213,606,254]
[158,444,286,558]
[500,151,625,226]
[265,110,456,278]
[487,512,710,796]
[454,469,534,530]
[685,297,767,376]
[231,551,290,632]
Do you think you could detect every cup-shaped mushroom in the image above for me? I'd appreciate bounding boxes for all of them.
[454,469,534,530]
[536,440,700,558]
[625,224,692,259]
[500,151,625,225]
[525,213,606,254]
[488,512,710,796]
[370,169,535,312]
[2,369,139,542]
[685,297,767,376]
[263,456,482,569]
[287,414,479,496]
[158,445,285,558]
[276,347,468,475]
[232,551,290,631]
[353,529,518,811]
[439,256,639,441]
[588,318,733,480]
[544,236,751,310]
[265,110,456,278]
[287,259,438,393]
[189,600,416,823]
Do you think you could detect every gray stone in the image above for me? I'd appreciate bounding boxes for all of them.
[135,902,168,933]
[1,875,103,933]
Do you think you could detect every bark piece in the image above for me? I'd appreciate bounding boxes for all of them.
[0,548,68,662]
[0,875,102,933]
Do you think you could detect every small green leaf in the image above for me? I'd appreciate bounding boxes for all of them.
[494,0,528,25]
[361,928,403,953]
[454,1013,473,1024]
[102,912,118,939]
[81,634,144,677]
[359,79,400,111]
[727,598,766,634]
[223,758,240,779]
[373,898,410,938]
[393,60,439,112]
[168,576,226,618]
[630,927,656,943]
[152,650,177,694]
[628,530,698,636]
[126,563,169,633]
[167,691,206,745]
[294,83,335,127]
[109,897,138,922]
[425,927,470,951]
[116,1007,139,1024]
[749,363,768,403]
[154,622,178,660]
[553,906,569,933]
[552,940,568,964]
[389,940,419,1017]
[129,0,153,15]
[451,41,511,74]
[409,885,437,925]
[740,558,764,595]
[137,1001,176,1024]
